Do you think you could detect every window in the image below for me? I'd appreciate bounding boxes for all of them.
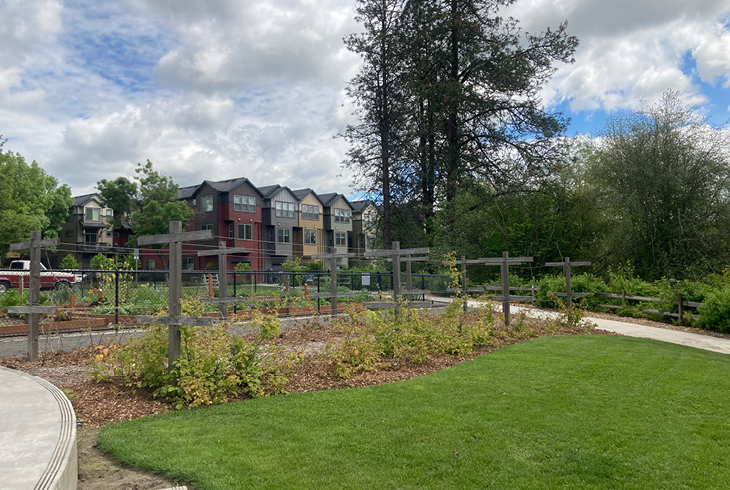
[200,224,214,231]
[144,259,155,270]
[106,209,113,217]
[367,237,375,249]
[85,207,100,221]
[237,223,252,240]
[192,198,197,207]
[364,213,376,227]
[65,230,73,238]
[277,228,291,244]
[302,204,319,221]
[304,230,317,245]
[334,208,350,223]
[84,232,97,245]
[202,195,213,212]
[335,232,346,247]
[114,232,120,237]
[234,195,256,213]
[106,231,112,238]
[229,223,234,239]
[182,257,195,270]
[275,201,295,218]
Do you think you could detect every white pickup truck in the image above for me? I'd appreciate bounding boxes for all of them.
[0,260,79,293]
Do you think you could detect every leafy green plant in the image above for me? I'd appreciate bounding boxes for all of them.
[59,254,78,269]
[697,286,730,333]
[89,302,300,408]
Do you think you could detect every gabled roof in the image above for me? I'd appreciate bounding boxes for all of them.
[350,200,373,214]
[206,177,262,196]
[316,192,352,209]
[178,184,201,200]
[257,185,280,199]
[179,177,263,199]
[73,193,100,207]
[292,188,324,206]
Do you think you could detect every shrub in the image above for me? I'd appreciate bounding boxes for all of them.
[59,254,78,270]
[697,286,730,333]
[89,306,300,408]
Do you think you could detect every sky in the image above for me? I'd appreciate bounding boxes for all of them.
[1,0,729,198]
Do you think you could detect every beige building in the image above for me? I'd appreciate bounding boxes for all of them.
[292,189,324,263]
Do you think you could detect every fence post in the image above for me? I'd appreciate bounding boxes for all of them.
[621,289,626,307]
[115,269,119,326]
[531,284,536,301]
[317,273,321,314]
[233,272,237,315]
[678,295,684,324]
[462,256,468,312]
[422,275,426,301]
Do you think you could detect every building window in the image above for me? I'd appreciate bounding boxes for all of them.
[65,230,73,238]
[106,231,112,238]
[84,232,97,245]
[335,232,346,247]
[192,198,197,207]
[367,237,375,249]
[304,230,317,245]
[228,223,234,239]
[106,209,113,217]
[85,207,100,221]
[200,224,214,231]
[182,257,195,270]
[234,195,256,213]
[275,201,295,218]
[202,195,214,212]
[237,223,252,240]
[114,232,120,237]
[364,213,376,226]
[277,228,290,244]
[144,259,155,270]
[334,208,350,223]
[301,204,319,221]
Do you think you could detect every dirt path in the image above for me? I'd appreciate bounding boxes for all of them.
[77,425,187,490]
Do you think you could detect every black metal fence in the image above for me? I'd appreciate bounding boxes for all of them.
[6,269,453,324]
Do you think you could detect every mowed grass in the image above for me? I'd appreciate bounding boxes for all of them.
[98,335,730,489]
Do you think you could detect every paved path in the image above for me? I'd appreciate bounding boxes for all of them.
[0,367,77,490]
[434,296,730,356]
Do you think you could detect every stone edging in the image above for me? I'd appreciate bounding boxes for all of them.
[0,367,78,490]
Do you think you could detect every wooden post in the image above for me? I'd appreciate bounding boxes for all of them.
[678,295,684,324]
[198,242,248,320]
[500,252,511,324]
[8,232,60,361]
[478,252,533,326]
[462,255,467,312]
[137,221,214,369]
[366,244,430,312]
[70,294,76,310]
[621,289,626,307]
[311,251,357,315]
[545,257,591,307]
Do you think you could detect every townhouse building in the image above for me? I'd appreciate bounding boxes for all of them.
[51,193,126,269]
[291,189,325,263]
[173,178,264,271]
[317,192,354,269]
[257,185,299,271]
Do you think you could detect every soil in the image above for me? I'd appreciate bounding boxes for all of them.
[0,315,616,490]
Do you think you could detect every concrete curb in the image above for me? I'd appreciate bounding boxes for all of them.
[0,366,77,490]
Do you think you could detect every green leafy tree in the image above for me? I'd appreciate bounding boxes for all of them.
[590,91,730,280]
[59,254,78,269]
[96,160,193,247]
[0,144,72,258]
[96,176,137,229]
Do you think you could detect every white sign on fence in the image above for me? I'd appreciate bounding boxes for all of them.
[362,273,370,286]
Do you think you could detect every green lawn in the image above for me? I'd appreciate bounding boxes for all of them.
[98,335,730,489]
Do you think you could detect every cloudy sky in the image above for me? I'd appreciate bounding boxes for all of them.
[1,0,729,197]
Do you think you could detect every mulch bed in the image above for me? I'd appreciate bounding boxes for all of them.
[0,319,615,427]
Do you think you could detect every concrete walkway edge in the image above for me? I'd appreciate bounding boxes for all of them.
[0,366,77,490]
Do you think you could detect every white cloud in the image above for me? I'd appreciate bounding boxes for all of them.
[1,0,728,199]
